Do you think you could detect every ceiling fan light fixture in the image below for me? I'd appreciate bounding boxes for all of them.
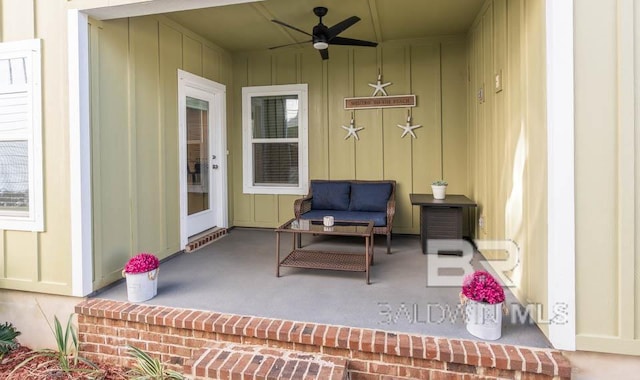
[313,41,329,50]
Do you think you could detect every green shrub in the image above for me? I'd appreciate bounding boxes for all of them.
[0,322,21,359]
[127,345,185,380]
[10,314,99,377]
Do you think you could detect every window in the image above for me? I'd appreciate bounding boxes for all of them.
[0,39,43,231]
[242,84,308,195]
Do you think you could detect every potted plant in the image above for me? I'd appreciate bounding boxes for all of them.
[431,180,448,199]
[460,271,506,340]
[122,252,159,303]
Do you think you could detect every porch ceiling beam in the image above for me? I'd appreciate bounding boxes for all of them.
[367,0,383,43]
[78,0,264,21]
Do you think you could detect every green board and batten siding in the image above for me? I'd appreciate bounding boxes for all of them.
[232,38,469,233]
[88,16,234,289]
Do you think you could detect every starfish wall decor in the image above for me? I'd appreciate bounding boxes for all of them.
[397,112,422,139]
[368,70,392,97]
[341,116,364,140]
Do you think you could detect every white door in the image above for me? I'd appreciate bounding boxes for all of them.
[178,70,227,246]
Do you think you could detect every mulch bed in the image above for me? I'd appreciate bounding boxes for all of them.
[0,346,130,379]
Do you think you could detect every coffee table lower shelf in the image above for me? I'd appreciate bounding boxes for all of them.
[275,219,373,284]
[279,250,366,272]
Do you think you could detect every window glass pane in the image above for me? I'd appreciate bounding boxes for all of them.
[251,95,298,139]
[0,140,29,212]
[253,143,298,185]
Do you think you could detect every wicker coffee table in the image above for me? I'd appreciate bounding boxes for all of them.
[275,219,374,284]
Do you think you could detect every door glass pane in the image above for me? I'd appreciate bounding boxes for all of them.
[0,140,29,213]
[186,96,209,216]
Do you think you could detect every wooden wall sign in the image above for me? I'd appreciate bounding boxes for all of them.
[344,95,416,110]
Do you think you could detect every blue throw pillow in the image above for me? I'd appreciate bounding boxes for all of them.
[349,183,392,212]
[311,181,351,210]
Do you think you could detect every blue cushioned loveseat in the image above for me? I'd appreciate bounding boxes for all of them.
[294,179,396,254]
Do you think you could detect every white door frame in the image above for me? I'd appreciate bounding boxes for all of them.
[178,70,228,248]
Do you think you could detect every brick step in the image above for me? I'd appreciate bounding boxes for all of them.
[186,227,228,253]
[187,342,348,380]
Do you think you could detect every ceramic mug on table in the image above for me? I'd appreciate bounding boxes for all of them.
[323,216,334,227]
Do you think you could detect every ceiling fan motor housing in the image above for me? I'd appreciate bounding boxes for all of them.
[312,24,329,50]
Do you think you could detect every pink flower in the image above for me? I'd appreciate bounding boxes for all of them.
[124,252,159,274]
[461,271,505,304]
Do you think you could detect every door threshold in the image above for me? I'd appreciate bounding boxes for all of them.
[185,227,227,253]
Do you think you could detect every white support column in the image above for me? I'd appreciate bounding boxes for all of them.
[546,0,576,350]
[68,9,93,297]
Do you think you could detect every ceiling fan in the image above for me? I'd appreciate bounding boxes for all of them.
[270,6,378,60]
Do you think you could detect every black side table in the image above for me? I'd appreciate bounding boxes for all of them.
[409,194,477,254]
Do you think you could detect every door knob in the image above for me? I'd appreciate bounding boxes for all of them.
[212,164,219,169]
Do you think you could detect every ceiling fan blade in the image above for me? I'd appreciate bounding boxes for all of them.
[327,16,360,39]
[269,40,312,50]
[329,36,378,47]
[319,48,329,60]
[271,19,313,37]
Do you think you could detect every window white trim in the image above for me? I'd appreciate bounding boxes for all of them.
[546,0,576,350]
[0,38,44,232]
[242,84,308,195]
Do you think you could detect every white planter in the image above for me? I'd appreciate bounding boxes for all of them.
[465,300,503,340]
[432,185,447,200]
[124,268,159,303]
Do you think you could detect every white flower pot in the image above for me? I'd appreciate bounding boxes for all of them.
[124,268,159,303]
[432,185,447,200]
[465,300,503,340]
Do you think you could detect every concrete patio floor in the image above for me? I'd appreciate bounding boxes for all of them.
[93,228,551,348]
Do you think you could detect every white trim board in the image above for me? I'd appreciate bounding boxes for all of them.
[546,0,576,351]
[68,9,93,297]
